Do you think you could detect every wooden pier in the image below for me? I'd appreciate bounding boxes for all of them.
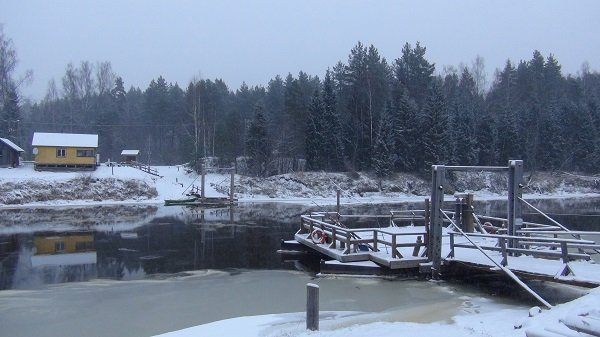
[285,161,600,307]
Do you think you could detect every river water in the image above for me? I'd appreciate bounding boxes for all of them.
[0,198,598,336]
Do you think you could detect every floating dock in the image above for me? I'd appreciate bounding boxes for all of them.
[284,161,600,307]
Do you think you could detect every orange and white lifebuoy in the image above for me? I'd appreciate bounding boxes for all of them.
[310,229,327,244]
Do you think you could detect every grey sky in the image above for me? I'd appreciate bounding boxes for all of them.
[1,0,599,101]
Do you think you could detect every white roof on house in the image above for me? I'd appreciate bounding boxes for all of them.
[121,150,140,156]
[32,132,98,148]
[0,137,24,152]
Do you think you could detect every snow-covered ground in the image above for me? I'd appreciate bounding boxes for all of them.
[156,286,600,337]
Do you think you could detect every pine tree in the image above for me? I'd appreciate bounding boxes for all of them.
[419,81,450,172]
[373,102,398,177]
[321,70,345,171]
[394,42,435,109]
[561,99,600,172]
[1,83,20,141]
[392,86,419,171]
[305,90,325,170]
[453,69,479,165]
[489,60,521,162]
[246,104,271,176]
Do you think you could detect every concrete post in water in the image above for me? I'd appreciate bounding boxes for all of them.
[306,283,319,331]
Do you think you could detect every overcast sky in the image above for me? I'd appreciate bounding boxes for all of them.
[1,0,599,101]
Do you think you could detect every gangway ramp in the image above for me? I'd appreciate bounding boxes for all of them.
[296,212,428,269]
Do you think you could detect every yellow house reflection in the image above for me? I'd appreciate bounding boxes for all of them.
[32,232,96,267]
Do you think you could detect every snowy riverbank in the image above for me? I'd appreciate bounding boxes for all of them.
[1,164,600,208]
[156,285,600,337]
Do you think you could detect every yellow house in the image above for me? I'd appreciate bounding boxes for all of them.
[32,132,99,170]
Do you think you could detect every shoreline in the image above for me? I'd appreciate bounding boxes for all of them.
[1,191,600,210]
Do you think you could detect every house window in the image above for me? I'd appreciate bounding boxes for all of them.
[56,148,66,157]
[54,241,65,253]
[76,149,95,157]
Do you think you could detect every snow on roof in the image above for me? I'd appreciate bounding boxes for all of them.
[0,137,24,152]
[121,150,140,156]
[32,132,98,148]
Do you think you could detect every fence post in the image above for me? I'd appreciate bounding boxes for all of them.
[331,227,337,249]
[306,283,319,331]
[413,236,422,256]
[500,237,508,266]
[560,241,569,264]
[373,230,378,252]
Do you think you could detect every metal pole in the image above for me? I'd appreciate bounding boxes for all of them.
[306,283,319,331]
[201,171,206,201]
[508,160,523,249]
[429,165,445,278]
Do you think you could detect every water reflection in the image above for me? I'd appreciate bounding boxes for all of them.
[1,197,600,290]
[0,204,313,290]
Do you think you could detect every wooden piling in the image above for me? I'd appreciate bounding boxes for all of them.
[306,283,319,331]
[464,194,474,233]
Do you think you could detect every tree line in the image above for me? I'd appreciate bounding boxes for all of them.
[2,28,600,175]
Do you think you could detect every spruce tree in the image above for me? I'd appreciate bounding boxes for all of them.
[373,102,398,177]
[419,81,450,172]
[246,104,271,176]
[392,86,419,171]
[305,90,325,170]
[321,70,345,171]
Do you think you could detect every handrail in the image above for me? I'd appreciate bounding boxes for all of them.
[300,214,426,258]
[447,231,595,244]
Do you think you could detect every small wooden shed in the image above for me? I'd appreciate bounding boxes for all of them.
[0,137,24,167]
[121,150,140,163]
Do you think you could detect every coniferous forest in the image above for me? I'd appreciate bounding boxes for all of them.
[2,32,600,176]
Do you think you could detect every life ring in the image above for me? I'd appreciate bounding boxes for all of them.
[310,229,327,244]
